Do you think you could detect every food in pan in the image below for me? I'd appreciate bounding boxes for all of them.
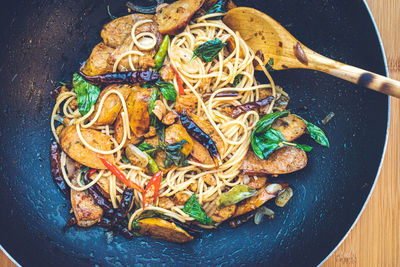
[50,0,329,243]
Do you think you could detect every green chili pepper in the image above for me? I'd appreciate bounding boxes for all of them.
[146,152,160,174]
[154,35,170,70]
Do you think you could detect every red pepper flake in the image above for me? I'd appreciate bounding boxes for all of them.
[279,41,283,48]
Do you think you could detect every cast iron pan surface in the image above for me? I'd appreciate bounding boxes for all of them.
[0,0,388,266]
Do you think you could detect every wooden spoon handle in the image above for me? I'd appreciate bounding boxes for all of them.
[308,53,400,98]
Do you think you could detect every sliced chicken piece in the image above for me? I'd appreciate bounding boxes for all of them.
[233,183,288,217]
[162,111,179,125]
[175,94,198,114]
[138,218,193,243]
[70,176,103,227]
[155,0,205,35]
[165,124,194,156]
[114,112,143,146]
[152,100,167,121]
[160,63,175,81]
[271,114,306,142]
[207,204,236,223]
[59,126,115,169]
[241,147,307,176]
[189,114,224,165]
[81,42,114,76]
[127,87,152,137]
[90,84,133,126]
[243,175,267,189]
[173,192,191,206]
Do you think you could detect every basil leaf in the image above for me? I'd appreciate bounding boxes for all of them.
[158,140,189,168]
[304,120,330,148]
[216,185,258,208]
[137,142,155,152]
[156,81,177,101]
[182,194,213,225]
[72,73,100,115]
[191,38,226,62]
[136,210,170,221]
[150,115,165,142]
[296,144,313,152]
[252,128,286,160]
[206,0,226,14]
[148,88,160,115]
[253,110,289,135]
[233,74,243,87]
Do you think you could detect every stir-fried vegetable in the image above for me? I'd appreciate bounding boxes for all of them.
[191,38,226,62]
[275,187,293,207]
[254,206,274,225]
[143,171,163,208]
[145,80,177,102]
[180,111,221,165]
[216,185,258,208]
[72,73,100,115]
[251,111,329,160]
[232,74,243,87]
[171,65,185,95]
[182,194,213,225]
[137,143,160,174]
[154,35,170,70]
[98,155,144,192]
[125,144,149,168]
[148,88,160,115]
[231,96,274,118]
[78,70,160,86]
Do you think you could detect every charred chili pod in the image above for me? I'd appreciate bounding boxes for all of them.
[98,217,135,239]
[83,170,115,217]
[228,210,257,228]
[112,187,135,225]
[202,91,239,101]
[180,111,221,165]
[50,141,69,198]
[78,70,160,86]
[170,218,202,237]
[231,96,274,118]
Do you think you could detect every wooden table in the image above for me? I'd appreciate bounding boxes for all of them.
[1,1,399,266]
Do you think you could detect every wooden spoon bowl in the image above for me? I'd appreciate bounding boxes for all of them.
[223,7,400,98]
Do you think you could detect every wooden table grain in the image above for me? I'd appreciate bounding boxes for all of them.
[1,1,399,266]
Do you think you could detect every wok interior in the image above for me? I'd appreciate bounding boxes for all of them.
[0,0,388,266]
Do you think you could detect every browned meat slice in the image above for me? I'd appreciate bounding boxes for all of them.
[233,183,288,217]
[70,176,103,227]
[114,112,143,146]
[243,175,267,189]
[162,111,179,125]
[138,218,193,243]
[127,87,152,137]
[175,94,198,114]
[81,42,114,76]
[152,100,167,121]
[207,204,236,223]
[158,197,174,210]
[173,192,191,205]
[204,173,217,186]
[155,0,205,35]
[90,84,133,126]
[59,126,115,169]
[165,124,193,156]
[241,147,307,175]
[160,63,175,81]
[101,14,162,49]
[271,114,306,142]
[189,114,224,165]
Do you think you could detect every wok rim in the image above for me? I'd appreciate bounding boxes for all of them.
[0,0,391,266]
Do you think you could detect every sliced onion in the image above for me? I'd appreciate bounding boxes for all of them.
[54,114,64,123]
[254,206,275,225]
[275,187,293,207]
[125,144,148,168]
[266,183,283,194]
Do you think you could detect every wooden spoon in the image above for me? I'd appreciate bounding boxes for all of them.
[223,7,400,98]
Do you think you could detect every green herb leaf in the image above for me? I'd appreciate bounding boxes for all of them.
[156,81,177,101]
[253,110,289,135]
[296,143,313,152]
[72,73,101,115]
[304,120,330,147]
[148,88,160,115]
[136,210,170,221]
[158,140,189,168]
[191,38,226,63]
[252,128,286,159]
[182,194,213,225]
[150,115,165,142]
[233,74,243,87]
[216,185,258,208]
[266,58,275,71]
[137,142,156,152]
[206,0,226,14]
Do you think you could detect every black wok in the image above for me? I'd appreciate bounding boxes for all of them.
[0,0,389,266]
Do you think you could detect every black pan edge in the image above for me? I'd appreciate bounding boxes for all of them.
[318,1,391,265]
